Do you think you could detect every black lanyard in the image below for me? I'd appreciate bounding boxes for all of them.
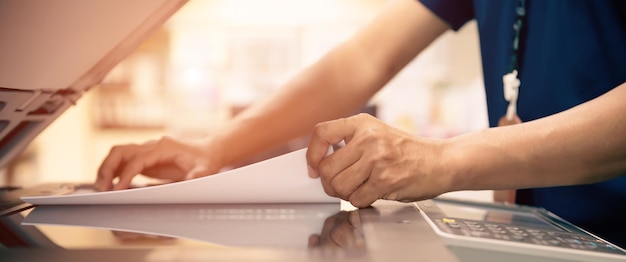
[509,0,526,73]
[500,0,526,124]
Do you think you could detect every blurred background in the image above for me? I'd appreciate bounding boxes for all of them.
[2,0,491,201]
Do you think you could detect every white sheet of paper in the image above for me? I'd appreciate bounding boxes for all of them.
[22,148,338,205]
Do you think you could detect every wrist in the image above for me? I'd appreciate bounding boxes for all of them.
[437,135,478,193]
[198,134,229,170]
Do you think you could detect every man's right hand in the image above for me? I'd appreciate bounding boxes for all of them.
[95,136,223,191]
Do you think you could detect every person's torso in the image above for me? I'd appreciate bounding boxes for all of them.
[473,0,626,126]
[419,0,626,247]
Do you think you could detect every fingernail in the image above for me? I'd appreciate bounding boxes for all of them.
[307,165,318,178]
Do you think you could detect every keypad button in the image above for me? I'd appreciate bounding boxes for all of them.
[446,222,461,229]
[470,231,490,237]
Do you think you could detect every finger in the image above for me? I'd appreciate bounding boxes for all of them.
[317,146,359,197]
[308,234,321,248]
[141,165,185,180]
[326,160,371,200]
[185,165,210,180]
[347,211,360,226]
[319,148,369,199]
[112,149,173,190]
[96,145,135,191]
[306,117,356,178]
[140,153,198,181]
[329,219,361,248]
[318,142,361,178]
[112,161,143,190]
[348,181,381,208]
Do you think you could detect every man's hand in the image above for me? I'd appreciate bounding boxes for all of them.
[95,136,223,191]
[306,113,449,208]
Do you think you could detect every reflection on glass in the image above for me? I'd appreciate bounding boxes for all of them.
[307,211,365,250]
[21,203,369,250]
[111,230,177,245]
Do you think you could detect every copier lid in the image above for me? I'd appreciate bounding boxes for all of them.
[0,0,187,168]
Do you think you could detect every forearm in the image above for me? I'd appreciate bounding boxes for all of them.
[211,0,448,167]
[213,46,381,167]
[447,82,626,191]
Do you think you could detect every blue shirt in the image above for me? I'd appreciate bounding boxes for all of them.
[419,0,626,247]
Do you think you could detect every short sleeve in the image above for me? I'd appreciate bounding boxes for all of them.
[419,0,475,31]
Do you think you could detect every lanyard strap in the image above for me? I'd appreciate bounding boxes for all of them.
[509,0,526,73]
